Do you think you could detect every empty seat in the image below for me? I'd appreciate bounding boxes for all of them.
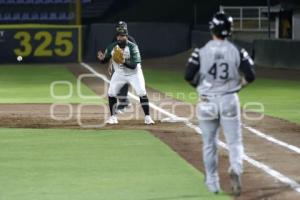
[25,0,34,3]
[4,12,12,20]
[58,12,67,20]
[82,0,91,3]
[67,12,74,20]
[12,12,21,20]
[7,0,16,4]
[34,0,44,4]
[39,12,48,20]
[16,0,25,4]
[21,12,30,20]
[53,0,63,3]
[31,12,39,20]
[44,0,53,4]
[49,12,57,20]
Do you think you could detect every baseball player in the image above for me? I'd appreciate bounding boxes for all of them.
[98,25,155,125]
[110,21,137,113]
[185,12,255,196]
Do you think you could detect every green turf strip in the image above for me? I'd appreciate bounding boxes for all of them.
[239,78,300,125]
[0,65,101,103]
[0,129,231,200]
[144,68,300,125]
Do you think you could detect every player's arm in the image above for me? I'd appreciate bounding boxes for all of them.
[98,43,115,64]
[107,59,113,76]
[239,48,256,87]
[124,43,141,69]
[185,48,201,87]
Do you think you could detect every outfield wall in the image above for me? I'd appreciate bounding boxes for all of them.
[191,30,211,48]
[253,39,300,69]
[1,23,300,69]
[191,31,300,69]
[85,23,191,61]
[191,30,254,57]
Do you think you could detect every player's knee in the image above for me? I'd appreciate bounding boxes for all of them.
[203,143,217,154]
[108,89,117,97]
[228,138,242,146]
[137,90,147,97]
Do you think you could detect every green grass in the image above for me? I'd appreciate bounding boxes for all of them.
[144,68,198,104]
[0,65,101,103]
[0,128,231,200]
[144,68,300,125]
[239,78,300,124]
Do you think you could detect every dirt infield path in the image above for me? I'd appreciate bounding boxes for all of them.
[0,61,300,199]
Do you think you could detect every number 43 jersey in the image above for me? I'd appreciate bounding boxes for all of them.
[194,40,242,96]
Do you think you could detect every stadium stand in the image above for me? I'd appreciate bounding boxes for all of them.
[82,0,114,19]
[0,0,92,4]
[0,0,100,24]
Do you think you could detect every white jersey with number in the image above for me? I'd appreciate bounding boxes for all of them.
[197,39,241,96]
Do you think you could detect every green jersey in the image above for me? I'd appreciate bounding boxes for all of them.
[104,41,141,75]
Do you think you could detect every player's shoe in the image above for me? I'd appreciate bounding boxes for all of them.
[106,115,118,124]
[229,170,241,197]
[144,115,155,125]
[205,181,220,194]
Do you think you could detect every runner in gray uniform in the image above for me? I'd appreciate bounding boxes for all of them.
[185,12,255,196]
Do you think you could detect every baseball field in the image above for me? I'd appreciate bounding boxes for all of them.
[0,53,300,200]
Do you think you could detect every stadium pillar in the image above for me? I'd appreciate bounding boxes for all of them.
[75,0,82,25]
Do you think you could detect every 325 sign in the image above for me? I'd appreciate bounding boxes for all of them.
[0,26,81,63]
[14,31,74,57]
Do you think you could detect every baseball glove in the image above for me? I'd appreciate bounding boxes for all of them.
[112,45,125,64]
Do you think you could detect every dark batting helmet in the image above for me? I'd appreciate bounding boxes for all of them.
[209,12,233,38]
